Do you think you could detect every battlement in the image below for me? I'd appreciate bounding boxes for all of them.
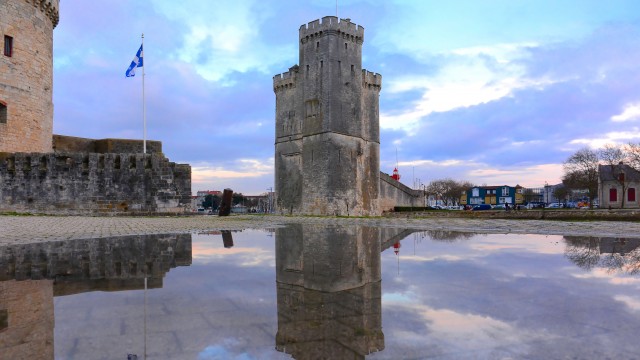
[299,16,364,44]
[0,151,192,214]
[25,0,60,28]
[273,65,299,92]
[362,70,382,90]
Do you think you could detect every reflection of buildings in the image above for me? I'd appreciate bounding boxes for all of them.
[0,234,192,358]
[564,236,640,275]
[275,225,413,359]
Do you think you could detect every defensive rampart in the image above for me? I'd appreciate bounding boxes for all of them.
[0,151,191,214]
[53,134,163,154]
[379,171,422,211]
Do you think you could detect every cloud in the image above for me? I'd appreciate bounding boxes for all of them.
[380,43,553,132]
[151,0,294,84]
[611,103,640,122]
[569,129,640,149]
[192,158,273,182]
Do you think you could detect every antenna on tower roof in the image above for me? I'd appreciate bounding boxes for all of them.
[336,0,338,17]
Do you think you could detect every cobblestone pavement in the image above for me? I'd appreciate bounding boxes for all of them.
[1,214,639,245]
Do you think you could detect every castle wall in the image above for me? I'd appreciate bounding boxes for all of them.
[0,152,192,214]
[275,17,381,216]
[53,134,163,154]
[0,0,59,153]
[379,171,423,211]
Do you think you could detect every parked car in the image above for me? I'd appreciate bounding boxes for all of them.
[493,204,506,210]
[526,202,545,209]
[471,204,492,211]
[547,203,563,208]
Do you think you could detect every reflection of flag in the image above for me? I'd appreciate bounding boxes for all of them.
[125,44,143,77]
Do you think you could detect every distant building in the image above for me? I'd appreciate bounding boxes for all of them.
[195,190,222,208]
[598,163,640,209]
[460,185,524,206]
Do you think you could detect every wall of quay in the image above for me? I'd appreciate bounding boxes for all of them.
[0,151,192,214]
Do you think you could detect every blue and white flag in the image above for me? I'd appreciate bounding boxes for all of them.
[125,44,143,77]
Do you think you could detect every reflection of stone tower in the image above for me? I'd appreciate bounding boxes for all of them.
[274,17,382,216]
[275,224,384,359]
[0,0,59,153]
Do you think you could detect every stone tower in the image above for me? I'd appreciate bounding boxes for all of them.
[0,0,59,153]
[274,16,382,216]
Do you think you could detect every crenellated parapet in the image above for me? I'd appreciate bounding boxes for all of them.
[0,151,192,214]
[362,70,382,91]
[273,65,299,93]
[24,0,60,28]
[299,16,364,44]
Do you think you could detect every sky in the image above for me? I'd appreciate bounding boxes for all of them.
[52,0,640,195]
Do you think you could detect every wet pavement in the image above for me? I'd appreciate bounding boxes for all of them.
[1,214,640,245]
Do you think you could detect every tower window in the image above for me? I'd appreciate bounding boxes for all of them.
[0,101,7,124]
[4,35,13,57]
[316,41,320,49]
[345,42,347,50]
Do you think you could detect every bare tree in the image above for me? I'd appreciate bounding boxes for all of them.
[625,142,640,171]
[427,179,473,206]
[562,148,599,208]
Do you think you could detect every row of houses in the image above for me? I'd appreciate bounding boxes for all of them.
[457,162,640,209]
[459,185,525,206]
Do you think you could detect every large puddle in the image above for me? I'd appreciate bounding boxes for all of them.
[1,225,639,359]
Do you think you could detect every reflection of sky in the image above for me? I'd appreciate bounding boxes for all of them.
[375,232,640,358]
[192,230,276,267]
[54,229,288,359]
[52,228,640,359]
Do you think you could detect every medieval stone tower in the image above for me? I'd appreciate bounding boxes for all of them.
[274,16,382,216]
[0,0,59,153]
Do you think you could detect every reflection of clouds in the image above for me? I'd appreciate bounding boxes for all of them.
[614,295,640,312]
[197,339,253,360]
[384,301,546,356]
[193,246,274,267]
[191,231,276,267]
[402,254,464,262]
[571,268,640,286]
[469,234,564,255]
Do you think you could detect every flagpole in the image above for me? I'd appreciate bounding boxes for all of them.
[142,33,146,154]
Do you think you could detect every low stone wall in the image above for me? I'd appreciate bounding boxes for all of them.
[385,209,640,221]
[53,135,163,154]
[379,172,422,212]
[0,152,191,214]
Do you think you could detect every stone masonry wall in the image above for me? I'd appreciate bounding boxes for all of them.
[0,152,192,214]
[53,134,163,154]
[0,0,59,153]
[379,171,422,211]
